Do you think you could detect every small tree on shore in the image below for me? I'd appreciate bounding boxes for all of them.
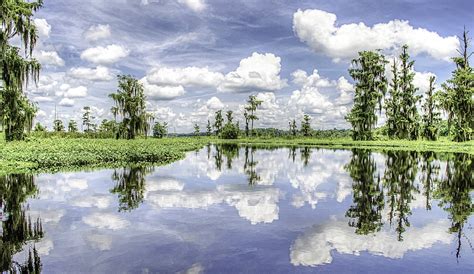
[53,120,64,132]
[153,121,168,138]
[33,122,46,132]
[194,123,200,136]
[68,120,78,133]
[245,95,262,137]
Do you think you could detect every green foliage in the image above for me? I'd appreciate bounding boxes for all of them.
[422,76,441,140]
[98,119,118,137]
[0,0,42,142]
[109,75,152,139]
[385,45,421,140]
[53,119,64,132]
[301,114,312,137]
[346,50,388,140]
[33,122,46,132]
[153,121,168,138]
[0,137,206,174]
[437,29,473,142]
[220,122,239,139]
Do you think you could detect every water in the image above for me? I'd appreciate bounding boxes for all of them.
[1,145,473,273]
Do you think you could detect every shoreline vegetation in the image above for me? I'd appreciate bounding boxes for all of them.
[0,135,472,175]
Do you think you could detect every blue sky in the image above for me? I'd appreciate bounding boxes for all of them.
[28,0,474,133]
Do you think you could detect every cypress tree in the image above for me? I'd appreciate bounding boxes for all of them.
[422,76,441,140]
[346,51,388,140]
[397,45,421,140]
[0,1,43,141]
[437,29,473,142]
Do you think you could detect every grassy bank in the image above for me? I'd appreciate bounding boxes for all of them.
[0,135,472,175]
[215,137,474,154]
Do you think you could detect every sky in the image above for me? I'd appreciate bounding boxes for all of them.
[26,0,474,133]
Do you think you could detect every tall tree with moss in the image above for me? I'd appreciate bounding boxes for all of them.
[109,75,151,139]
[437,29,473,142]
[300,114,312,137]
[245,95,262,137]
[398,45,421,139]
[422,76,441,140]
[213,110,224,135]
[385,60,400,138]
[346,51,388,140]
[0,0,43,141]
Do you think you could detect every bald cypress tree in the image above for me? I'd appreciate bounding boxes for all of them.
[386,45,421,140]
[422,76,441,140]
[346,51,388,140]
[385,60,400,138]
[437,29,473,142]
[397,45,421,140]
[0,0,43,141]
[109,75,152,139]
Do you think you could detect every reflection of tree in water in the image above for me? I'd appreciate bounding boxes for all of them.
[420,151,440,210]
[221,144,239,169]
[288,147,297,163]
[300,147,312,167]
[434,153,473,260]
[244,146,260,185]
[214,145,223,171]
[0,174,43,273]
[383,151,419,241]
[345,149,384,235]
[110,166,154,211]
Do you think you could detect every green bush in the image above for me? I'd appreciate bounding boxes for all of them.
[220,123,239,139]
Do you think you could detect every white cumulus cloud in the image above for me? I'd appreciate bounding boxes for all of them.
[84,24,111,41]
[35,50,65,67]
[33,18,51,38]
[69,66,115,81]
[80,44,129,64]
[218,52,287,92]
[293,9,459,62]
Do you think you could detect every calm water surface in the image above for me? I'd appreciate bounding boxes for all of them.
[1,145,473,273]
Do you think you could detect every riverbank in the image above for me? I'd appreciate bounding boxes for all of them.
[0,135,472,174]
[216,137,474,154]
